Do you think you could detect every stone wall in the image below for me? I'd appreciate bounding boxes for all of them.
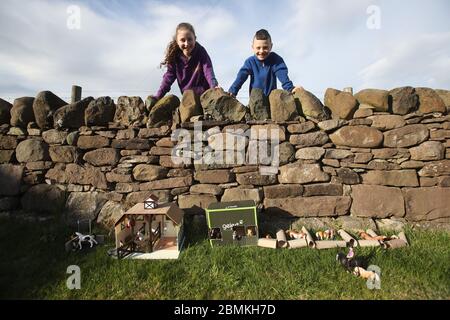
[0,86,449,228]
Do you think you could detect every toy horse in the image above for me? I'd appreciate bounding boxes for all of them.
[286,229,305,240]
[336,247,359,273]
[75,232,98,250]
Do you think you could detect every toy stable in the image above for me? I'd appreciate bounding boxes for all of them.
[114,202,185,259]
[206,200,258,247]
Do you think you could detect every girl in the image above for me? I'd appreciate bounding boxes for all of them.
[153,23,219,100]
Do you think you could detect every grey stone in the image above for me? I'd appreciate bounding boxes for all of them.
[0,98,12,125]
[330,126,383,148]
[324,88,358,120]
[289,131,329,147]
[49,146,77,163]
[83,148,120,166]
[418,160,450,177]
[368,115,406,131]
[179,90,202,123]
[389,86,418,115]
[65,192,108,222]
[32,91,67,129]
[10,97,35,127]
[201,88,246,122]
[317,119,347,132]
[16,139,49,162]
[295,147,325,160]
[132,164,168,181]
[97,201,124,229]
[148,95,180,126]
[354,89,389,112]
[383,124,429,148]
[53,97,94,128]
[294,88,328,120]
[410,141,445,161]
[0,164,23,196]
[221,187,263,203]
[114,96,147,127]
[248,88,270,121]
[21,184,66,215]
[264,196,351,217]
[278,161,330,184]
[269,89,298,122]
[85,96,116,126]
[334,216,377,232]
[416,87,446,114]
[351,185,405,218]
[403,187,450,221]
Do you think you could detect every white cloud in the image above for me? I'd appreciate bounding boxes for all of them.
[0,0,239,102]
[0,0,448,105]
[359,32,450,90]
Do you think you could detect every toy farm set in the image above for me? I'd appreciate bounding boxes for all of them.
[66,194,409,283]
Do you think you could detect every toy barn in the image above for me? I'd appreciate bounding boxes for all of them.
[206,200,258,247]
[114,201,185,259]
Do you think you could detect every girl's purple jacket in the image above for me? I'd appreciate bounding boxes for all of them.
[155,43,218,99]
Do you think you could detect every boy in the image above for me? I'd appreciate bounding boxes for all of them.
[228,29,300,98]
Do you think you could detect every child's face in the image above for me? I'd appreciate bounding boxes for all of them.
[252,39,272,61]
[176,29,196,57]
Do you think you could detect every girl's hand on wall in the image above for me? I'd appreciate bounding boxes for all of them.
[146,95,158,111]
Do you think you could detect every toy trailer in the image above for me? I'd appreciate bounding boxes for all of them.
[114,202,185,260]
[206,200,258,247]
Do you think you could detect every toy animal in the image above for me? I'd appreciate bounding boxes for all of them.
[315,231,325,240]
[353,267,380,284]
[336,248,359,273]
[286,229,305,240]
[324,229,335,240]
[358,230,398,242]
[358,231,386,241]
[74,232,98,250]
[316,229,335,240]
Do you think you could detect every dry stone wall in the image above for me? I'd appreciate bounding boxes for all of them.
[0,87,449,228]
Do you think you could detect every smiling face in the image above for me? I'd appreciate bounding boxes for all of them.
[176,28,196,57]
[252,38,272,61]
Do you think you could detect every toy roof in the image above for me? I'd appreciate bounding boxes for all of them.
[145,194,159,201]
[115,202,184,226]
[208,200,256,210]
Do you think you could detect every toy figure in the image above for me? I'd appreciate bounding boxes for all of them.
[74,232,98,250]
[316,229,335,240]
[286,229,305,240]
[336,247,358,273]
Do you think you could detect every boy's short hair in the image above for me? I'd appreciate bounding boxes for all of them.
[254,29,272,42]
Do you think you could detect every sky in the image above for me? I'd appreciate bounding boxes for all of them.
[0,0,449,104]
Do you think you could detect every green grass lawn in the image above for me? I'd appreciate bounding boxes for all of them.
[0,215,449,300]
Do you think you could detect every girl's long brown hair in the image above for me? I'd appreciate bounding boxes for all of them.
[160,22,196,68]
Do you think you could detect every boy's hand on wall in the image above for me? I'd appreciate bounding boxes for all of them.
[291,86,304,94]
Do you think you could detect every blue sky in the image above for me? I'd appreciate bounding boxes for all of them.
[0,0,449,104]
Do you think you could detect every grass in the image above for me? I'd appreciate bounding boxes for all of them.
[0,214,449,300]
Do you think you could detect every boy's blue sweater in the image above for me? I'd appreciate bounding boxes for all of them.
[228,52,294,97]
